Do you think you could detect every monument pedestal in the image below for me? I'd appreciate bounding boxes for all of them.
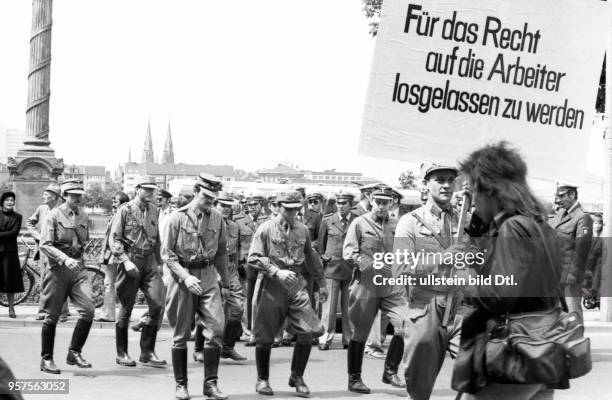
[7,147,63,224]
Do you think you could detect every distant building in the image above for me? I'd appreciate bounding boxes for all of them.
[118,121,236,192]
[256,164,371,187]
[0,126,28,162]
[0,163,9,187]
[62,164,107,189]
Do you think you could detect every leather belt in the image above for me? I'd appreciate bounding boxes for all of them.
[181,259,211,269]
[129,247,155,257]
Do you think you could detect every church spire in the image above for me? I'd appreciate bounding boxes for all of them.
[141,120,155,163]
[162,121,175,164]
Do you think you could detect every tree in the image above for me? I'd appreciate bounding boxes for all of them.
[398,170,418,189]
[83,182,122,212]
[363,0,383,36]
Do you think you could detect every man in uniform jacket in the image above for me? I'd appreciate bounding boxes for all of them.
[317,191,356,350]
[549,182,592,322]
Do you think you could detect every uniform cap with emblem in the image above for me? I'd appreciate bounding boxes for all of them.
[216,191,235,206]
[335,190,355,202]
[556,181,579,196]
[306,191,324,201]
[358,182,384,193]
[422,163,458,180]
[61,180,86,196]
[391,188,403,200]
[370,185,394,201]
[195,172,222,197]
[266,190,279,203]
[134,176,158,190]
[276,190,303,209]
[44,183,62,197]
[157,189,172,199]
[248,190,265,204]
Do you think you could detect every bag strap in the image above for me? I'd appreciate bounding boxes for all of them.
[411,212,450,249]
[530,219,568,313]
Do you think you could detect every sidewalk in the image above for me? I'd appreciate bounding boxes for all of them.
[0,304,171,329]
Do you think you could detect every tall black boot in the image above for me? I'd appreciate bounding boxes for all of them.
[382,335,406,387]
[289,342,312,398]
[172,348,189,400]
[40,323,60,374]
[193,324,204,363]
[347,340,370,394]
[203,346,227,400]
[139,324,167,367]
[255,345,273,395]
[116,324,136,366]
[67,319,92,368]
[221,320,246,361]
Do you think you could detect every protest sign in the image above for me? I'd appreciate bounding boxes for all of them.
[359,0,610,182]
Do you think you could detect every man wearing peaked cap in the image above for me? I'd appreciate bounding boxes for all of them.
[394,162,464,400]
[352,182,383,217]
[28,182,69,321]
[343,184,408,393]
[317,191,356,351]
[192,191,247,364]
[550,181,592,323]
[162,172,231,399]
[109,175,167,369]
[38,180,96,374]
[237,190,269,346]
[248,189,329,397]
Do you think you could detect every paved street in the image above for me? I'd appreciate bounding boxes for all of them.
[0,308,611,399]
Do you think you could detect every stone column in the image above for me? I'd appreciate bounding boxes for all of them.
[8,0,63,223]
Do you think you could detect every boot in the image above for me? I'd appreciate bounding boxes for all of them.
[67,350,92,368]
[221,321,247,361]
[193,324,204,363]
[172,348,190,400]
[288,342,311,397]
[203,347,227,400]
[382,335,405,388]
[255,345,273,395]
[116,325,136,367]
[347,340,370,394]
[40,323,60,374]
[139,324,167,367]
[67,319,93,368]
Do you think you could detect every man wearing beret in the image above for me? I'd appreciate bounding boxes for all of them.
[344,186,407,394]
[248,190,329,397]
[162,173,231,400]
[193,191,246,363]
[109,176,166,368]
[39,181,95,373]
[549,182,593,322]
[393,164,466,400]
[317,191,356,351]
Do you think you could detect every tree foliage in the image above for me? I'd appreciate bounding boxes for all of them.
[83,182,122,212]
[362,0,382,36]
[398,170,417,189]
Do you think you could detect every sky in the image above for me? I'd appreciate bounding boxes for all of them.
[0,0,418,184]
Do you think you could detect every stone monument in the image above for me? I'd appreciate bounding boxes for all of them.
[8,0,64,222]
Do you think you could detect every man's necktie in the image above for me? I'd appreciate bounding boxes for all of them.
[341,217,348,231]
[440,209,452,247]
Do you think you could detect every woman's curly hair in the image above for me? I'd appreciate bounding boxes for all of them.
[459,141,548,222]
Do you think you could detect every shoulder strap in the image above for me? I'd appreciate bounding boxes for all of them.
[410,212,450,249]
[184,209,207,254]
[57,208,86,249]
